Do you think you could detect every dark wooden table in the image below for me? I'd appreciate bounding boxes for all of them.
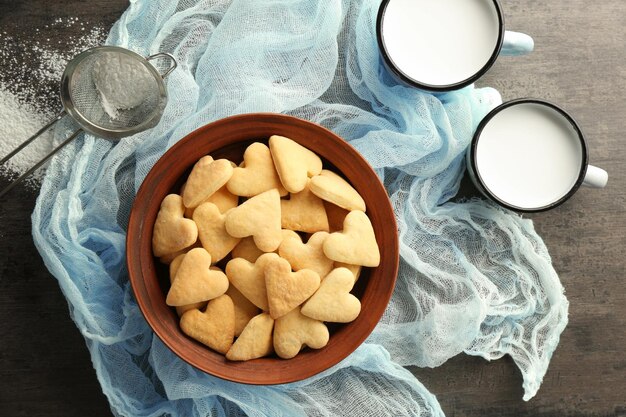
[1,1,624,416]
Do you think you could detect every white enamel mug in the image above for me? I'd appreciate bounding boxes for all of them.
[467,99,609,212]
[376,0,535,91]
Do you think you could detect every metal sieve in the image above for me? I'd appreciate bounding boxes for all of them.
[0,46,177,197]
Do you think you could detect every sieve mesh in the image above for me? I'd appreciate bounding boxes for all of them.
[67,51,163,133]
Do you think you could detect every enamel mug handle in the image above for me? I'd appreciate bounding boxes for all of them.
[500,31,535,56]
[583,165,609,188]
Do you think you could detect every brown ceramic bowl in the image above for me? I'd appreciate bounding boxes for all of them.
[127,113,399,385]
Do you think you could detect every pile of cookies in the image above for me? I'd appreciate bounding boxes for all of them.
[152,135,380,361]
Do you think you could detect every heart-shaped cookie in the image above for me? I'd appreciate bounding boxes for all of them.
[301,267,361,322]
[281,179,329,233]
[168,253,209,316]
[224,189,282,252]
[169,253,186,278]
[182,157,234,209]
[225,312,274,361]
[226,285,260,337]
[166,248,229,306]
[309,169,366,212]
[265,256,320,319]
[193,202,241,263]
[273,306,329,359]
[184,183,239,218]
[334,262,362,282]
[323,210,380,267]
[180,294,235,354]
[152,194,198,258]
[205,185,239,213]
[231,237,266,263]
[279,230,334,279]
[225,253,279,311]
[269,135,323,193]
[158,239,202,265]
[227,142,287,197]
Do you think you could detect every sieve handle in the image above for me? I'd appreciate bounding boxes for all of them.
[0,128,82,198]
[146,53,177,79]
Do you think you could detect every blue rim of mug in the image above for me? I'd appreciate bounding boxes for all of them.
[470,98,590,213]
[376,0,506,92]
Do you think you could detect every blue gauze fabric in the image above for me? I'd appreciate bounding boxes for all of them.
[31,0,569,415]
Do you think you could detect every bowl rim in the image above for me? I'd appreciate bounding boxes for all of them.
[126,112,399,384]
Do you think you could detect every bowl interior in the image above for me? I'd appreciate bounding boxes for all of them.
[127,113,399,384]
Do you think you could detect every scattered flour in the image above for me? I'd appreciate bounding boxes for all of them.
[0,89,54,183]
[0,19,106,187]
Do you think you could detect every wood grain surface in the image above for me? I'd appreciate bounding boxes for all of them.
[0,1,624,416]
